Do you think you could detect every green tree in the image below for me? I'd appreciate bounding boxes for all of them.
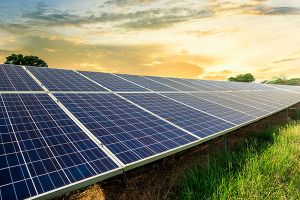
[268,75,287,84]
[228,73,255,82]
[5,54,48,67]
[264,75,300,86]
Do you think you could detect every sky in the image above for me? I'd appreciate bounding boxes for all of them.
[0,0,300,81]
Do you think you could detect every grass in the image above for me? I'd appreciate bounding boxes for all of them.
[176,121,300,200]
[265,78,300,86]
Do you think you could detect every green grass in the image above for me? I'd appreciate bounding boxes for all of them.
[176,121,300,200]
[266,78,300,86]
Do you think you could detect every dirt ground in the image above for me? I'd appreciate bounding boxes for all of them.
[58,104,300,200]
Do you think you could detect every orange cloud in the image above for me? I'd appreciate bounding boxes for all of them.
[201,70,233,80]
[144,61,204,78]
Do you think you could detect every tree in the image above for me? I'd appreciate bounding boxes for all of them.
[5,54,48,67]
[268,75,287,84]
[263,75,300,86]
[228,73,255,83]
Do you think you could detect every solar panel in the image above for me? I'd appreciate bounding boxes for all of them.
[193,80,233,91]
[237,91,300,107]
[1,64,300,199]
[145,76,198,91]
[55,93,197,164]
[117,74,178,91]
[121,93,235,137]
[166,78,216,91]
[79,71,148,92]
[217,92,284,112]
[268,84,300,93]
[230,82,274,91]
[27,67,107,91]
[163,93,255,124]
[0,64,42,91]
[190,92,269,117]
[0,93,118,199]
[253,90,300,103]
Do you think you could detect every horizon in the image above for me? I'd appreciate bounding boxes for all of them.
[1,0,300,81]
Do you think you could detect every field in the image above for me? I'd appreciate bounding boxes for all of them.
[176,121,300,200]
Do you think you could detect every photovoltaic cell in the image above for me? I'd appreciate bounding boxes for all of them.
[79,71,148,91]
[117,74,178,91]
[234,91,299,107]
[191,92,269,117]
[229,82,274,91]
[163,93,255,124]
[216,92,281,112]
[0,64,42,91]
[186,79,226,91]
[145,76,197,91]
[167,78,215,91]
[121,93,235,138]
[55,93,197,164]
[0,94,118,200]
[268,84,300,93]
[252,90,300,104]
[28,67,107,91]
[0,97,36,200]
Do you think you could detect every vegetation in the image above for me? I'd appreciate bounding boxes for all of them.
[5,54,48,67]
[176,121,300,200]
[262,75,300,86]
[228,73,255,83]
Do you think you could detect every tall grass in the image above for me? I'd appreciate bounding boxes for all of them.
[176,122,300,200]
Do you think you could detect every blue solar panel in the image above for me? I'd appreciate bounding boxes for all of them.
[252,90,300,103]
[79,71,148,91]
[231,91,297,107]
[268,84,300,93]
[117,74,179,91]
[0,94,118,199]
[187,79,227,91]
[28,67,107,91]
[167,78,215,91]
[55,93,197,164]
[0,97,37,200]
[144,76,197,91]
[0,64,42,91]
[163,93,255,124]
[191,92,269,117]
[214,92,281,112]
[121,93,235,138]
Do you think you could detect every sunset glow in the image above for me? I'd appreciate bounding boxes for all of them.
[1,0,300,81]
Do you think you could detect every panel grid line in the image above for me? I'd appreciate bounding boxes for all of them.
[113,74,237,126]
[0,94,39,195]
[76,71,202,140]
[24,67,125,168]
[113,74,238,126]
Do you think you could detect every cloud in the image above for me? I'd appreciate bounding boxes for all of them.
[0,49,12,56]
[145,61,204,78]
[103,0,157,7]
[272,57,300,64]
[13,35,210,78]
[257,67,272,72]
[201,70,233,80]
[0,23,31,34]
[22,6,203,30]
[43,48,56,53]
[208,1,300,16]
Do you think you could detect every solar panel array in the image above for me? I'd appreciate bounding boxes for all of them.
[0,64,299,199]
